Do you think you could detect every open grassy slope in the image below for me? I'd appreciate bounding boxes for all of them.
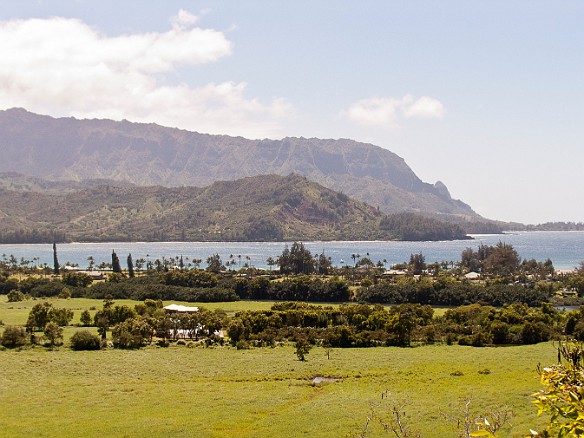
[0,344,554,437]
[0,296,555,437]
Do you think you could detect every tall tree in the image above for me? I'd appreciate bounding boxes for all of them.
[484,242,520,276]
[127,253,135,278]
[409,253,426,275]
[52,242,60,275]
[206,254,224,273]
[112,250,122,273]
[277,242,314,275]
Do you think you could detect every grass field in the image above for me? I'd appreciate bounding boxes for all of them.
[0,296,450,326]
[0,296,556,437]
[0,296,280,326]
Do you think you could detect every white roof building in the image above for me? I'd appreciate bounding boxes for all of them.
[163,304,199,313]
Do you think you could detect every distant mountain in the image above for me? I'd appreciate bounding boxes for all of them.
[0,108,488,226]
[0,171,135,193]
[0,174,470,243]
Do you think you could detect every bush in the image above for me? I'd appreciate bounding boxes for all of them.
[458,335,472,346]
[44,322,64,347]
[80,310,92,327]
[70,330,101,350]
[1,325,28,348]
[7,290,26,302]
[236,340,250,350]
[295,337,312,361]
[58,288,71,299]
[62,272,93,288]
[50,307,74,326]
[522,321,551,344]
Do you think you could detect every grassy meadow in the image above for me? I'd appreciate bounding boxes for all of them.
[0,296,556,437]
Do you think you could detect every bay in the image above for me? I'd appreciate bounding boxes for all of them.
[0,231,582,271]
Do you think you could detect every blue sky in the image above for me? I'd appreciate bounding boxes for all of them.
[1,1,582,224]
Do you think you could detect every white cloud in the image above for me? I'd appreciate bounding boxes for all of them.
[346,95,445,129]
[346,97,400,128]
[0,13,293,138]
[171,9,199,29]
[403,96,445,119]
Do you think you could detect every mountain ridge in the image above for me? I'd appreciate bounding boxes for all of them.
[0,108,481,223]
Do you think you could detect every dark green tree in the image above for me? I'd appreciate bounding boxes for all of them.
[49,307,74,326]
[409,253,426,275]
[112,250,122,274]
[127,253,135,278]
[316,252,333,275]
[62,272,93,287]
[278,242,314,275]
[206,254,224,274]
[26,302,53,332]
[484,242,520,276]
[44,322,63,347]
[1,325,28,348]
[80,310,92,326]
[52,242,60,275]
[295,336,312,361]
[70,330,101,350]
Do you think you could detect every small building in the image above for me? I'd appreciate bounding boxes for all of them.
[464,272,480,280]
[77,270,104,280]
[163,304,199,313]
[382,269,407,277]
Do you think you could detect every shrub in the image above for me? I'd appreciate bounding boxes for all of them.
[458,335,472,346]
[295,337,312,361]
[1,325,28,348]
[0,276,18,294]
[522,321,551,344]
[236,340,250,350]
[7,290,26,302]
[44,322,64,347]
[80,310,92,327]
[490,320,510,344]
[533,342,584,435]
[58,288,71,299]
[62,272,93,288]
[50,307,74,326]
[471,330,492,347]
[111,318,153,349]
[70,330,101,350]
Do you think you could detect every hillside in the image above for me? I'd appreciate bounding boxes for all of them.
[0,108,486,225]
[0,174,470,243]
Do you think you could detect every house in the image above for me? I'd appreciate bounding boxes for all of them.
[77,270,104,280]
[163,304,199,313]
[464,272,480,280]
[382,269,407,277]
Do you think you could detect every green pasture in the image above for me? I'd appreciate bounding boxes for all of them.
[0,296,279,326]
[0,296,449,327]
[0,296,556,437]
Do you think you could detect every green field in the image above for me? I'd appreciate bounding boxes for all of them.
[0,297,556,437]
[0,296,450,326]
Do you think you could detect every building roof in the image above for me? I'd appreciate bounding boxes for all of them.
[163,304,199,313]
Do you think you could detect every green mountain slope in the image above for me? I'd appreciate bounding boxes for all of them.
[0,174,470,243]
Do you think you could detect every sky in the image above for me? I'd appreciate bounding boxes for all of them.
[0,1,582,224]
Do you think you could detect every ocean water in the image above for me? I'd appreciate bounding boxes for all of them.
[1,231,582,271]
